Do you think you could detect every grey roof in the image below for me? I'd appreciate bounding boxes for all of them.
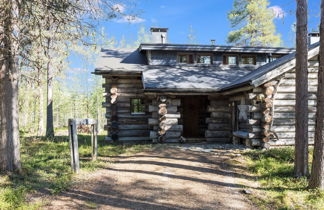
[143,66,252,92]
[94,48,254,92]
[139,43,295,54]
[94,48,146,74]
[221,42,320,91]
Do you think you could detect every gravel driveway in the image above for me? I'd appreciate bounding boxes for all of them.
[46,144,256,210]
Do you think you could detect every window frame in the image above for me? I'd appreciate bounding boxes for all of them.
[130,98,146,115]
[241,54,257,65]
[269,54,282,62]
[177,53,194,64]
[223,54,239,66]
[196,54,213,65]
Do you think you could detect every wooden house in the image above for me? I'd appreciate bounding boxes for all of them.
[94,28,320,148]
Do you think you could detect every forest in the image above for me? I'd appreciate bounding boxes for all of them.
[1,0,324,209]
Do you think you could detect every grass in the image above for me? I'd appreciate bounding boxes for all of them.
[244,147,324,210]
[0,135,152,209]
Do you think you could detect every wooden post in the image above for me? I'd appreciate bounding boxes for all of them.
[68,119,80,173]
[91,123,98,161]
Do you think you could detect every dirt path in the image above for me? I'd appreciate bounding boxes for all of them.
[45,145,256,210]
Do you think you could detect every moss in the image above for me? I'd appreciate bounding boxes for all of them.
[244,147,324,210]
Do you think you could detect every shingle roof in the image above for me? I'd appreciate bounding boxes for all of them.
[143,66,252,92]
[220,42,320,91]
[94,48,254,92]
[139,43,295,54]
[94,48,146,74]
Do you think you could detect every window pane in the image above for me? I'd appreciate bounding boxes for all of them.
[131,99,145,114]
[228,56,237,65]
[197,55,212,64]
[242,56,256,65]
[179,55,187,63]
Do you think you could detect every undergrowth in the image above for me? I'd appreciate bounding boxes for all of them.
[0,135,152,209]
[244,147,324,210]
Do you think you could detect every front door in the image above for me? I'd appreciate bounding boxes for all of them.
[182,96,208,138]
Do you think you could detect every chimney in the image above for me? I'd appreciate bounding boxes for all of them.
[210,39,216,45]
[150,27,168,44]
[308,32,320,45]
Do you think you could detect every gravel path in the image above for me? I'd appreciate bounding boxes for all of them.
[45,144,256,210]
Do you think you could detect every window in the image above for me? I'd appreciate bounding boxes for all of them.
[241,55,256,65]
[269,55,282,62]
[178,54,194,64]
[197,55,212,64]
[130,99,145,114]
[223,55,238,65]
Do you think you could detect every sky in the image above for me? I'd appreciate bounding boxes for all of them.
[66,0,321,93]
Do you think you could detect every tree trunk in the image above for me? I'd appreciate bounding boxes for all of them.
[294,0,309,177]
[309,0,324,189]
[38,84,45,136]
[46,62,55,138]
[0,1,21,172]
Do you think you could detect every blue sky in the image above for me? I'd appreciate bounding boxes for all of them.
[66,0,321,93]
[102,0,320,47]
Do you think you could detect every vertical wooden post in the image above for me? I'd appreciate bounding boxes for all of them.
[91,123,98,161]
[68,119,80,173]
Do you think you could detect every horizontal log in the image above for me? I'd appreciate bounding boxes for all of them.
[205,130,231,138]
[118,125,149,130]
[275,93,317,100]
[273,125,315,132]
[105,79,142,84]
[104,83,143,88]
[160,124,183,131]
[160,118,178,125]
[274,105,317,112]
[247,119,261,125]
[148,118,158,125]
[118,130,150,137]
[106,114,149,119]
[276,132,315,138]
[105,136,150,141]
[207,106,230,112]
[206,138,231,143]
[164,131,182,138]
[273,112,316,119]
[164,114,181,118]
[208,123,231,130]
[206,118,231,124]
[232,131,260,139]
[274,99,316,106]
[280,79,318,86]
[273,119,315,125]
[277,86,318,93]
[210,112,231,118]
[284,72,318,79]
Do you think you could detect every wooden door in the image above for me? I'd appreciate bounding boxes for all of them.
[182,96,207,138]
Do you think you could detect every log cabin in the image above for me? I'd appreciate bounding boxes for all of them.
[94,27,320,148]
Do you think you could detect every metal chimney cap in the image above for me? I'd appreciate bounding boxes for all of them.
[150,27,168,32]
[308,32,320,37]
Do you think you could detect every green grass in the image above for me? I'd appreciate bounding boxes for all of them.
[0,135,152,209]
[244,147,324,210]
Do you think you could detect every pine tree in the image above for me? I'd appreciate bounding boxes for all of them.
[227,0,282,47]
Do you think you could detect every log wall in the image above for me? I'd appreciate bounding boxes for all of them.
[148,96,183,143]
[205,96,231,142]
[268,61,319,146]
[103,75,150,141]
